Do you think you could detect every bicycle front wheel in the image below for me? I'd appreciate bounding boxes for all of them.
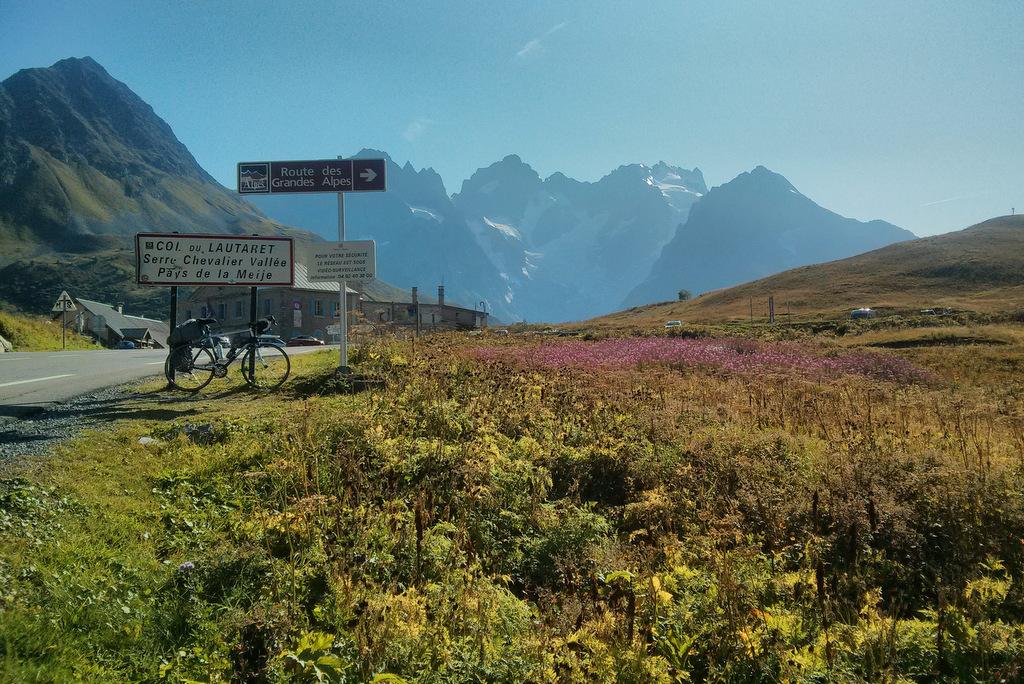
[165,346,216,391]
[240,343,290,390]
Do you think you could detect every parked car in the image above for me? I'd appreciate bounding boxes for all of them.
[286,335,325,347]
[199,335,231,350]
[664,320,683,329]
[494,329,510,336]
[850,308,876,320]
[114,340,136,349]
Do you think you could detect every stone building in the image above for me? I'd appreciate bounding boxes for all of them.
[179,264,487,342]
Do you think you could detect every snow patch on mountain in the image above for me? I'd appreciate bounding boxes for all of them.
[482,217,522,240]
[410,206,442,222]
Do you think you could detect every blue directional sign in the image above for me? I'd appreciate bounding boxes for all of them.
[237,159,387,194]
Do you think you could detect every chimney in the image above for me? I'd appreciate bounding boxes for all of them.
[438,285,445,308]
[116,302,124,314]
[411,286,418,305]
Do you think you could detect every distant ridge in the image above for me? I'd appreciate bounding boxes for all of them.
[598,215,1024,325]
[624,166,914,308]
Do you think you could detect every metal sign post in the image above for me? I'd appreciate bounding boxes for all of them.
[52,291,75,350]
[338,186,348,373]
[249,286,258,383]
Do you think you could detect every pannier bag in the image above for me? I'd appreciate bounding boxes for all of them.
[167,319,208,348]
[169,346,194,373]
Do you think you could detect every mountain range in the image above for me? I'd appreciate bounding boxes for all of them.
[1,57,917,322]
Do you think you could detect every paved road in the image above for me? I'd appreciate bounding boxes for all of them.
[0,346,336,415]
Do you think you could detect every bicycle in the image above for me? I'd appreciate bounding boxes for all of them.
[165,315,291,391]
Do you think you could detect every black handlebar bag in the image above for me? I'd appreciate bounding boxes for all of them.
[167,319,209,348]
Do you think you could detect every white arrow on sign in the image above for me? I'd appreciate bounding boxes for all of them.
[359,168,377,183]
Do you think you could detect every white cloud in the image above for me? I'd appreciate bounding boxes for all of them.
[402,118,433,142]
[515,21,568,61]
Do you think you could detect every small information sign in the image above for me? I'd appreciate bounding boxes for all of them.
[305,240,376,282]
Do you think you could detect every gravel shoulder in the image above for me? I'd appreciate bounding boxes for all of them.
[0,379,198,462]
[0,346,334,463]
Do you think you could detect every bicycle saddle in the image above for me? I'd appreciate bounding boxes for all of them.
[195,317,218,326]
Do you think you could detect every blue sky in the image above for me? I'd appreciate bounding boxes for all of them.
[2,0,1021,236]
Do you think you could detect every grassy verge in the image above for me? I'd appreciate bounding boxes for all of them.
[2,333,1023,681]
[0,309,101,351]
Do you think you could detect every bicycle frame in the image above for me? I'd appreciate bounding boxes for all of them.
[167,315,290,391]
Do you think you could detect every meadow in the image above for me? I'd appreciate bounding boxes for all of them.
[1,321,1023,682]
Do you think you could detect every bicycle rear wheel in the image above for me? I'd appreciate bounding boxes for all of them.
[165,346,216,391]
[240,343,290,390]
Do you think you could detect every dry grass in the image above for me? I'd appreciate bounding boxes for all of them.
[598,215,1024,326]
[0,309,101,351]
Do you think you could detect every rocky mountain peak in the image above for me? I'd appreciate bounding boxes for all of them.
[727,165,800,195]
[650,161,707,194]
[1,56,210,182]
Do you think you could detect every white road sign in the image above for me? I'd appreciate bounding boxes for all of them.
[305,240,376,282]
[51,290,75,312]
[135,233,294,286]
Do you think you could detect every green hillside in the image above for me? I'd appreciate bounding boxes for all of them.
[0,249,168,318]
[0,308,100,351]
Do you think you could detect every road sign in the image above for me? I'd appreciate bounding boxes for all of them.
[305,240,376,282]
[135,233,294,286]
[236,159,386,194]
[326,324,340,335]
[52,291,75,312]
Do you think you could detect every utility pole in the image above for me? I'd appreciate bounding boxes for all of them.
[749,297,753,322]
[337,156,348,374]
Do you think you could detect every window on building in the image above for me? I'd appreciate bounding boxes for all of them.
[218,303,226,320]
[314,300,324,317]
[330,301,338,318]
[262,298,271,316]
[234,301,243,319]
